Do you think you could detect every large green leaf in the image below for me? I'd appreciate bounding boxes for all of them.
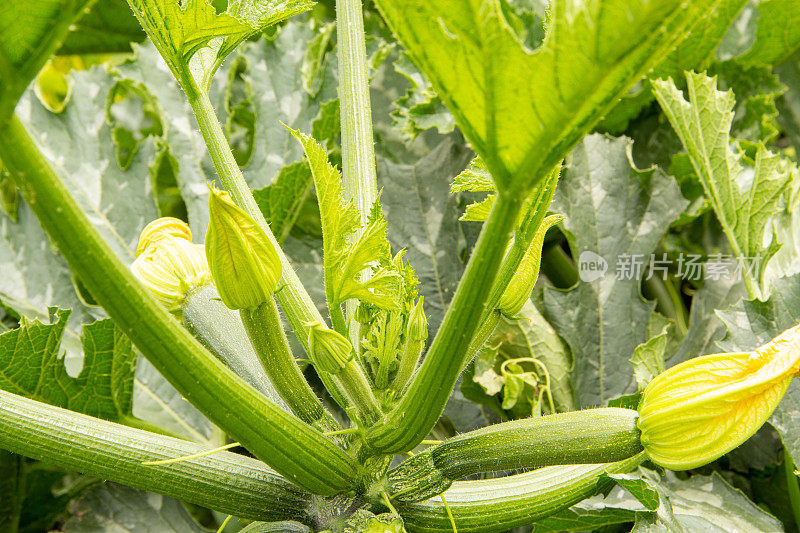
[715,274,800,467]
[374,0,724,193]
[600,0,748,133]
[543,135,687,407]
[377,137,473,336]
[115,43,218,236]
[253,161,314,244]
[0,309,136,423]
[0,0,93,122]
[17,68,161,261]
[1,67,160,360]
[57,0,146,55]
[668,276,745,366]
[735,0,800,66]
[653,71,796,299]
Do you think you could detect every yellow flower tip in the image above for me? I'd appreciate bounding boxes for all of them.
[130,236,211,311]
[136,217,192,257]
[205,185,282,310]
[638,322,800,470]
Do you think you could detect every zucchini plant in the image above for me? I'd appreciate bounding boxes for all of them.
[2,0,800,531]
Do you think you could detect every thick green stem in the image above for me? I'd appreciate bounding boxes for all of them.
[183,285,289,407]
[339,359,383,424]
[241,300,341,433]
[460,311,501,374]
[336,0,378,220]
[399,453,646,533]
[182,80,379,421]
[389,408,642,503]
[0,390,311,522]
[335,0,379,334]
[392,336,425,395]
[0,114,356,496]
[366,193,523,453]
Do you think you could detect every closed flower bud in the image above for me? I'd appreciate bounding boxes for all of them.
[205,186,281,310]
[638,323,800,470]
[499,214,564,316]
[307,322,353,374]
[136,217,193,256]
[131,235,210,311]
[406,297,427,341]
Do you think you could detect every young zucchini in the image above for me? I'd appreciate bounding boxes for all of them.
[389,408,642,502]
[399,453,645,533]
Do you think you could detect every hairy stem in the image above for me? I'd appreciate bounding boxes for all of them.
[240,300,341,433]
[366,193,523,453]
[336,0,379,334]
[336,0,378,224]
[0,390,311,522]
[0,115,356,495]
[182,77,380,422]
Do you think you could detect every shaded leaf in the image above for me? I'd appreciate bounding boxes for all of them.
[0,0,93,122]
[737,0,800,66]
[630,322,669,391]
[254,160,314,244]
[543,135,687,407]
[716,274,800,467]
[533,470,782,532]
[57,0,146,55]
[0,450,23,532]
[391,53,456,140]
[65,483,206,532]
[377,137,473,336]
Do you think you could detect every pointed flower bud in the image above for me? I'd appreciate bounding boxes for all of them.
[638,323,800,470]
[136,217,193,256]
[131,235,210,311]
[499,214,564,317]
[205,186,282,310]
[406,297,427,342]
[307,322,353,374]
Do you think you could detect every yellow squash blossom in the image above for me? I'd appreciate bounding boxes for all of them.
[638,323,800,470]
